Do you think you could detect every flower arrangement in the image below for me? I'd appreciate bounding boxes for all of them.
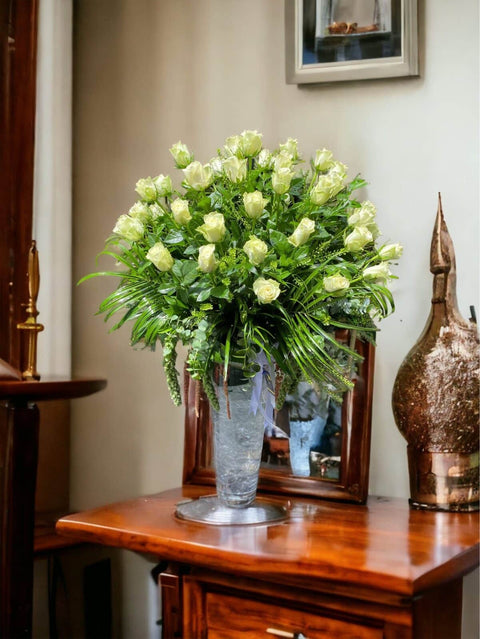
[85,131,401,410]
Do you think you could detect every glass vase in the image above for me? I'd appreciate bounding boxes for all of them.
[211,365,270,508]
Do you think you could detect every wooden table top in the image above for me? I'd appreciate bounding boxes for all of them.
[0,376,107,401]
[56,486,479,598]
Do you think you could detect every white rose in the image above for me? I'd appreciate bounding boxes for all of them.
[279,138,298,159]
[367,222,380,240]
[149,203,163,218]
[146,242,174,271]
[169,141,192,168]
[183,161,214,190]
[209,157,223,175]
[243,191,267,219]
[257,148,272,168]
[197,212,226,242]
[253,277,281,304]
[274,150,294,171]
[324,274,350,293]
[243,237,268,266]
[171,198,192,225]
[345,226,373,252]
[135,177,157,202]
[348,201,376,227]
[272,167,294,194]
[288,218,315,247]
[154,174,172,197]
[129,201,151,223]
[224,135,242,156]
[198,244,218,273]
[223,156,247,183]
[310,174,334,206]
[379,243,403,260]
[113,214,144,242]
[363,262,391,281]
[328,168,346,197]
[329,161,348,182]
[314,148,334,171]
[240,130,263,156]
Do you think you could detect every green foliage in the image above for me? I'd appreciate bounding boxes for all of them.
[81,132,401,406]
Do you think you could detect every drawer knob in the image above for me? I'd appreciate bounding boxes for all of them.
[266,629,309,639]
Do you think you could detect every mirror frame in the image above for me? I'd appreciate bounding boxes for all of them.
[182,337,375,504]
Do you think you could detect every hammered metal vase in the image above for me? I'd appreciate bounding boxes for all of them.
[392,195,479,511]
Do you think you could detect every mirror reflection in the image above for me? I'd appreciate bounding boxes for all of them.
[261,381,344,481]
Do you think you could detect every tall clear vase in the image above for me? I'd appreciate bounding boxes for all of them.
[175,360,287,525]
[212,365,267,508]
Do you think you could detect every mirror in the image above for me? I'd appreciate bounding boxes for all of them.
[182,334,374,503]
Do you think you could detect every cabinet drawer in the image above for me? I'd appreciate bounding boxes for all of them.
[206,592,383,639]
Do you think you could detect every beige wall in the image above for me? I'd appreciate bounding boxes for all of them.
[71,1,479,637]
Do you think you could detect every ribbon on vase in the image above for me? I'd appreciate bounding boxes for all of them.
[250,351,276,435]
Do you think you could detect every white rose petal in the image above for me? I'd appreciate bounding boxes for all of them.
[363,262,391,281]
[288,218,315,247]
[171,198,192,225]
[379,243,403,260]
[272,167,294,195]
[243,191,268,219]
[183,161,214,190]
[169,141,192,168]
[154,174,172,197]
[198,244,218,273]
[324,274,350,293]
[240,130,263,156]
[314,148,334,171]
[243,237,268,266]
[197,212,226,243]
[223,156,247,183]
[146,242,174,271]
[345,226,373,252]
[253,277,281,304]
[135,177,157,202]
[113,214,144,242]
[129,201,151,223]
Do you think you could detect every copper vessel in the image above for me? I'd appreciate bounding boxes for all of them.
[392,196,479,511]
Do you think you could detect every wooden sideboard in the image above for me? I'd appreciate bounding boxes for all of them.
[56,485,479,639]
[0,377,106,638]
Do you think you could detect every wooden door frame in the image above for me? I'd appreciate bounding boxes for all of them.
[0,0,39,370]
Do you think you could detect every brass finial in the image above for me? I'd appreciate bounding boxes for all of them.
[17,241,44,380]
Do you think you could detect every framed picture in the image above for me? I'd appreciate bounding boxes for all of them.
[285,0,418,84]
[182,334,375,504]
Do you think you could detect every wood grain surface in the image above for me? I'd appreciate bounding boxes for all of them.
[56,485,479,599]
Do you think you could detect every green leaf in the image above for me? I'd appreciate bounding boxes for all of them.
[197,288,212,302]
[210,191,223,209]
[269,230,291,252]
[211,284,231,300]
[163,230,184,244]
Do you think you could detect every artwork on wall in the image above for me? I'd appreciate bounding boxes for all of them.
[285,0,418,84]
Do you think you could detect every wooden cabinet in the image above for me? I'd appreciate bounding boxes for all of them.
[184,574,385,638]
[170,567,463,639]
[56,486,479,639]
[0,378,106,638]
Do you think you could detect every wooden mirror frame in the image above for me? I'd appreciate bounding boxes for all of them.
[182,337,375,504]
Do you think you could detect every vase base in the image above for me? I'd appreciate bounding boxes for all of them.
[409,498,479,512]
[175,495,288,525]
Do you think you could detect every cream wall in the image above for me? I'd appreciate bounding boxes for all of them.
[71,1,479,637]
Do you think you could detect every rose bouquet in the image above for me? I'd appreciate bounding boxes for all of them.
[84,131,401,410]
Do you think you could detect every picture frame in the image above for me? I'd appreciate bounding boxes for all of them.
[182,336,375,504]
[285,0,418,84]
